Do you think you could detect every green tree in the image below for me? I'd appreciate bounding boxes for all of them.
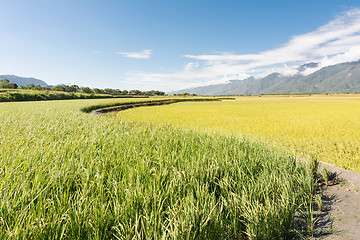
[93,88,104,94]
[113,89,122,95]
[104,88,115,95]
[24,84,43,90]
[65,85,80,92]
[0,79,10,84]
[81,87,93,94]
[33,85,43,90]
[53,85,66,92]
[0,79,18,89]
[129,90,143,95]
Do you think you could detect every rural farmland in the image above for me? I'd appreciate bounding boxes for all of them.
[0,98,317,239]
[4,1,360,239]
[119,95,360,174]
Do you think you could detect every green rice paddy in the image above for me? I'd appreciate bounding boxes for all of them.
[0,98,316,239]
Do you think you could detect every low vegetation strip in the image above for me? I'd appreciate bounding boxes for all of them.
[81,98,222,114]
[0,99,315,239]
[0,89,149,102]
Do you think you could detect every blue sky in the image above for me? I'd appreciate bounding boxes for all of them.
[1,0,360,91]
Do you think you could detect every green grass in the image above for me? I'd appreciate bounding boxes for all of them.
[0,98,315,239]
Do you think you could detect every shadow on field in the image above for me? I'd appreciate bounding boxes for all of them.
[311,191,339,238]
[288,184,341,239]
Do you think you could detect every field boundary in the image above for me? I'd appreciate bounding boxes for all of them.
[0,89,153,102]
[82,98,235,114]
[315,160,360,239]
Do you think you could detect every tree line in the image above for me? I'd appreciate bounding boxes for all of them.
[0,79,165,96]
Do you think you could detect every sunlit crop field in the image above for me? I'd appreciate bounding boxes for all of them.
[0,98,314,239]
[119,94,360,173]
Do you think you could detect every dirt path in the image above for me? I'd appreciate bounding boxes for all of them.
[311,162,360,239]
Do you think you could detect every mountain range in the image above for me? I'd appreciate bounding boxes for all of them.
[0,75,49,87]
[173,60,360,95]
[3,60,360,94]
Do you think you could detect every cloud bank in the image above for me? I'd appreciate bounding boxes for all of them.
[116,49,152,59]
[126,9,360,91]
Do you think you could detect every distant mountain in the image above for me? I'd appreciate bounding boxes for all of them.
[297,62,319,72]
[172,60,360,95]
[0,75,49,87]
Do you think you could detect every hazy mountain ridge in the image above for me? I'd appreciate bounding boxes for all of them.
[173,61,360,95]
[0,75,49,87]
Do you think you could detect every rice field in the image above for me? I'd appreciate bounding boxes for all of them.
[118,94,360,173]
[0,98,315,239]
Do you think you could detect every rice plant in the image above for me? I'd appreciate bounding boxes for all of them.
[118,94,360,173]
[0,98,314,239]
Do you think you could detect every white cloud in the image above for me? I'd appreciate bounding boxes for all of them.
[125,8,360,91]
[116,49,152,59]
[184,62,200,71]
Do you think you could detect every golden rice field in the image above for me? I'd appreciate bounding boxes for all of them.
[118,94,360,173]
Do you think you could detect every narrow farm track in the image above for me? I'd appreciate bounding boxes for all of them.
[295,158,360,239]
[313,162,360,239]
